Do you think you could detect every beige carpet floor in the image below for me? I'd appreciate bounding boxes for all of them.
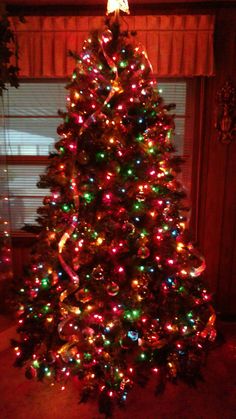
[0,322,236,419]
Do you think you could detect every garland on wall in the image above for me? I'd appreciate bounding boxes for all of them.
[0,5,24,314]
[0,4,25,95]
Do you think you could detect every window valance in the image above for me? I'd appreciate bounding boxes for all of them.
[10,15,215,77]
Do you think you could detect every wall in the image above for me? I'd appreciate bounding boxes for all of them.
[197,8,236,317]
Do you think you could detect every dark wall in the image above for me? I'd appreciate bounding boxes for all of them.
[197,8,236,316]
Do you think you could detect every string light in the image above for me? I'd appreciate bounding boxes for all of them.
[11,14,216,417]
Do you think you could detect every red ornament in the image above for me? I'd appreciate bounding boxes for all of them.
[106,281,120,296]
[138,246,150,259]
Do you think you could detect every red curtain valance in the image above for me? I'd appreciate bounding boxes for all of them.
[10,15,215,78]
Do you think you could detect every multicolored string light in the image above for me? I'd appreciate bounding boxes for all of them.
[13,16,216,415]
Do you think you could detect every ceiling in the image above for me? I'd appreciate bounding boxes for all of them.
[4,0,235,15]
[4,0,233,5]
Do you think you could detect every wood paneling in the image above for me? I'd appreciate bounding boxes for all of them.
[11,237,35,279]
[197,9,236,316]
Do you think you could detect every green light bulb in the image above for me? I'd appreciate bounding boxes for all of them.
[132,309,140,319]
[41,278,49,288]
[96,152,106,161]
[119,60,128,68]
[136,134,144,142]
[83,192,94,203]
[33,360,40,368]
[62,204,70,212]
[134,202,142,211]
[140,229,148,237]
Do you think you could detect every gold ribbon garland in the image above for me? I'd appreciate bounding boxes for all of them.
[57,28,121,357]
[187,244,206,278]
[58,216,80,285]
[57,29,119,292]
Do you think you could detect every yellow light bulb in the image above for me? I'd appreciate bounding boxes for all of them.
[73,307,81,315]
[177,242,184,252]
[96,237,104,245]
[46,316,53,323]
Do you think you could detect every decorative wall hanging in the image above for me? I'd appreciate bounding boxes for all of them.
[215,80,236,144]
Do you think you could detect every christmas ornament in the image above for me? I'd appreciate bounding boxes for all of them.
[106,281,120,296]
[12,13,216,416]
[92,265,105,281]
[77,150,90,165]
[75,288,92,304]
[137,246,150,259]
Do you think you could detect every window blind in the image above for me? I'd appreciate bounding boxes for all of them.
[1,81,189,232]
[2,82,186,156]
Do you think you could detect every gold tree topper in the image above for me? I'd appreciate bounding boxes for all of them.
[107,0,130,15]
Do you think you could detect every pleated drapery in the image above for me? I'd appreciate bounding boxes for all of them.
[10,15,215,77]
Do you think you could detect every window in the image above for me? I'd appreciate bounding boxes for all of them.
[0,80,193,233]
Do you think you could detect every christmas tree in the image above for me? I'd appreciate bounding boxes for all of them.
[13,3,216,416]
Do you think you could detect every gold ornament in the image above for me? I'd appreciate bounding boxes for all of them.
[111,79,124,94]
[75,288,92,304]
[58,342,79,362]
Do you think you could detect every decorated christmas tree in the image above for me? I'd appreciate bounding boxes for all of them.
[13,1,216,416]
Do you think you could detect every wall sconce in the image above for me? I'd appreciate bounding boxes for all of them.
[215,80,236,144]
